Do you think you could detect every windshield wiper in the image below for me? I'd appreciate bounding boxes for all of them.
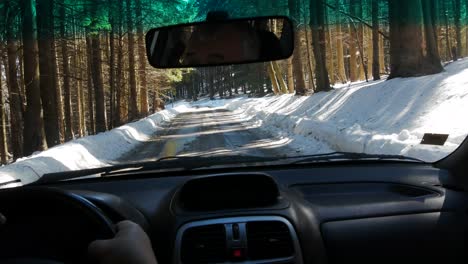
[34,152,425,184]
[34,155,283,184]
[290,152,425,164]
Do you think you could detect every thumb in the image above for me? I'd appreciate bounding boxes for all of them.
[88,239,112,261]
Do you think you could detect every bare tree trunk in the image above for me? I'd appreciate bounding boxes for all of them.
[5,3,24,159]
[326,26,335,85]
[267,62,280,95]
[54,40,65,143]
[454,0,462,60]
[421,0,443,72]
[21,0,46,155]
[85,34,95,135]
[59,0,73,140]
[108,3,116,129]
[91,34,107,133]
[287,58,294,93]
[289,0,307,95]
[136,0,148,117]
[126,0,138,120]
[349,1,359,82]
[388,0,442,78]
[0,57,7,164]
[37,0,61,146]
[372,0,381,80]
[310,0,331,92]
[272,62,288,94]
[379,35,385,73]
[115,0,124,125]
[74,43,84,137]
[335,0,347,83]
[443,3,452,61]
[71,13,84,137]
[79,44,86,135]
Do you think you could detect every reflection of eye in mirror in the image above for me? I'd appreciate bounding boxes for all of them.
[145,16,294,68]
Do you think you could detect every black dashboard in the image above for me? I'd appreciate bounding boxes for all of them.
[38,163,468,263]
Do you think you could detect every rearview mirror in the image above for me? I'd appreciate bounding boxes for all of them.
[145,16,294,68]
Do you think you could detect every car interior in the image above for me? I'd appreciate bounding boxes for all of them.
[0,138,467,263]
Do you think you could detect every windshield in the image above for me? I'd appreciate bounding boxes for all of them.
[1,0,468,184]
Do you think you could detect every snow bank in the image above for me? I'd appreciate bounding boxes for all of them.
[0,101,193,185]
[209,59,468,162]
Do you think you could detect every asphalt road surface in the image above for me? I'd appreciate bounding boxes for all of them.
[118,107,294,163]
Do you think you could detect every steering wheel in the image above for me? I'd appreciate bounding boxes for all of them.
[0,187,116,263]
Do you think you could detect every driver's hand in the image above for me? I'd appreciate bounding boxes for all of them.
[88,221,158,264]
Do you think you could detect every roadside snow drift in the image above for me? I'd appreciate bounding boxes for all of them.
[194,59,468,162]
[0,103,194,185]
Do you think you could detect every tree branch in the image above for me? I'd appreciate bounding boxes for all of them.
[323,1,389,39]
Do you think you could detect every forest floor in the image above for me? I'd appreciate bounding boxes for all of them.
[1,58,468,186]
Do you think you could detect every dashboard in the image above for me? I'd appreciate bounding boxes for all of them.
[40,163,468,263]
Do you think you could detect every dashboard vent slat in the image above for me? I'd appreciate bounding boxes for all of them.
[181,224,227,264]
[246,221,295,260]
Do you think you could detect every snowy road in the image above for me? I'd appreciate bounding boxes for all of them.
[118,107,294,163]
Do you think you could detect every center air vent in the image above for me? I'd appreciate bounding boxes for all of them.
[181,224,227,264]
[246,221,295,260]
[175,216,302,264]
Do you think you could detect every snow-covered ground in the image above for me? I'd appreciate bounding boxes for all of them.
[0,104,195,186]
[194,58,468,162]
[2,59,468,186]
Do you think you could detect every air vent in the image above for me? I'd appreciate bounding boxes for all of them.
[246,221,295,260]
[181,224,227,264]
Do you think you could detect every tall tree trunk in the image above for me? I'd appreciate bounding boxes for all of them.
[326,27,335,85]
[74,43,84,137]
[379,35,385,73]
[267,62,281,95]
[272,62,288,94]
[443,3,452,61]
[310,0,331,92]
[126,0,138,120]
[357,1,366,81]
[305,25,316,91]
[349,0,359,82]
[136,0,148,117]
[0,58,7,164]
[388,0,442,78]
[5,2,24,159]
[454,0,462,59]
[421,0,443,71]
[108,2,116,129]
[79,43,86,135]
[59,0,73,140]
[289,0,307,95]
[287,58,294,93]
[54,39,65,143]
[335,0,347,83]
[85,34,95,135]
[37,0,61,146]
[372,0,381,80]
[115,0,124,125]
[91,34,107,133]
[71,12,83,137]
[21,0,46,155]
